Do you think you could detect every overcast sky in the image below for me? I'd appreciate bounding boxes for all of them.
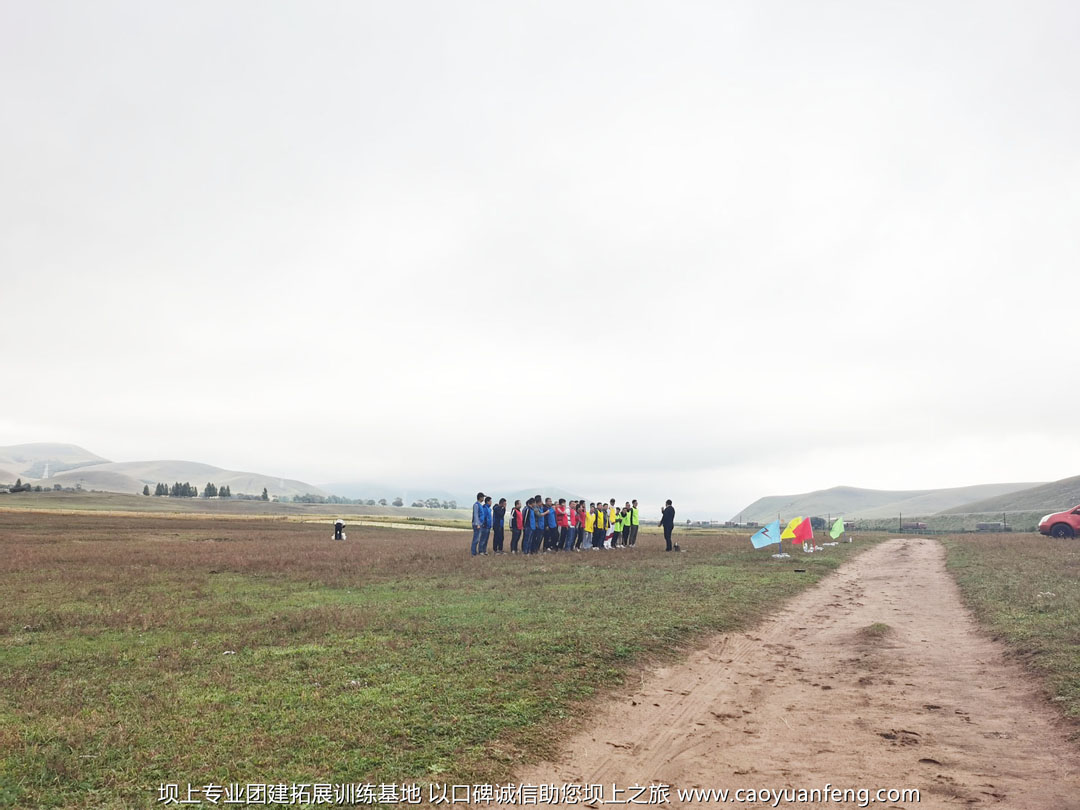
[2,1,1078,518]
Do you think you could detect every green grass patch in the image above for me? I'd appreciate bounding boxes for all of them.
[943,533,1080,732]
[0,513,884,807]
[860,622,892,639]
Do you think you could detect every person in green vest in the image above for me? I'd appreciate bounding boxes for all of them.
[611,505,624,549]
[628,499,640,547]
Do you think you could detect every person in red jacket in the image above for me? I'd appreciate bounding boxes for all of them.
[555,499,570,552]
[510,499,523,553]
[563,500,578,551]
[575,502,588,549]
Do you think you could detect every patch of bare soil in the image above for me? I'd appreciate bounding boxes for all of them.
[510,539,1080,808]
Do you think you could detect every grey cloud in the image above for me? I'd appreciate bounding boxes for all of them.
[2,1,1078,518]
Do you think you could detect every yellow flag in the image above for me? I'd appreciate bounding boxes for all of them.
[780,516,803,540]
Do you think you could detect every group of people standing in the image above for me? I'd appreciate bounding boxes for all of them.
[470,493,677,556]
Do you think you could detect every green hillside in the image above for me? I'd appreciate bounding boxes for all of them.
[733,481,1042,523]
[937,474,1080,515]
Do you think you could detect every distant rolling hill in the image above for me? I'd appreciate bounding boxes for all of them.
[44,470,147,494]
[733,482,1044,523]
[937,474,1080,514]
[0,443,325,498]
[0,443,109,480]
[49,461,326,499]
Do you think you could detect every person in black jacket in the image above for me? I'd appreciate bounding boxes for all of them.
[659,500,676,551]
[510,500,523,553]
[492,498,507,554]
[522,498,535,554]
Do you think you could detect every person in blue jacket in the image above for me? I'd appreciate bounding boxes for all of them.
[480,495,493,554]
[532,495,549,553]
[471,491,486,556]
[544,496,558,552]
[530,497,546,554]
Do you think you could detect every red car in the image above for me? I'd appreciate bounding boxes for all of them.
[1038,506,1080,538]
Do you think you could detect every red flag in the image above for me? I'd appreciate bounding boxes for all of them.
[793,517,814,544]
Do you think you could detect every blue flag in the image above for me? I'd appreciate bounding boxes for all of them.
[751,519,782,549]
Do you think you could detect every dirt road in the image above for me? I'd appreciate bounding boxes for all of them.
[511,538,1080,808]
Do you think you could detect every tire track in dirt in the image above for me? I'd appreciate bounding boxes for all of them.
[508,538,1080,808]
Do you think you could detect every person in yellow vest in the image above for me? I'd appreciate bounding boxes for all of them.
[593,502,607,550]
[628,499,640,547]
[584,502,596,548]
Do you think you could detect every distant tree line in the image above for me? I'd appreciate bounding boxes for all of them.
[411,498,458,509]
[152,482,198,497]
[233,488,270,501]
[0,478,52,493]
[286,493,456,508]
[202,483,232,498]
[144,482,270,500]
[1,482,74,494]
[290,493,378,505]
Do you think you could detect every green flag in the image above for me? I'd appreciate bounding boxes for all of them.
[829,517,845,539]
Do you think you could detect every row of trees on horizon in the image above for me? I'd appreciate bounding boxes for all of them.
[144,482,271,500]
[288,494,458,509]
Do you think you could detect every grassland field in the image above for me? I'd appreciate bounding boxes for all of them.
[0,492,473,523]
[943,533,1080,733]
[0,505,885,808]
[2,499,1078,809]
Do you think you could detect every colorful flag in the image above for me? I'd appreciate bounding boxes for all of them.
[829,517,845,539]
[780,517,803,541]
[793,517,813,544]
[751,519,782,549]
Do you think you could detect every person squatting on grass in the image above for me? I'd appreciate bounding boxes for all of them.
[471,493,668,556]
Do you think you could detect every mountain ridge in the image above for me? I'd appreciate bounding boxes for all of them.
[733,481,1045,523]
[0,444,325,498]
[936,474,1080,514]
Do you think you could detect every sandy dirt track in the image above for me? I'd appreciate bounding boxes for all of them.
[510,538,1080,808]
